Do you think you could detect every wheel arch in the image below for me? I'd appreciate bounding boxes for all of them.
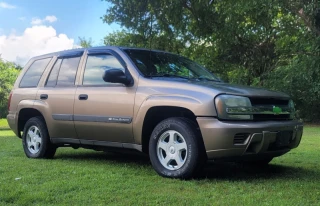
[136,105,204,154]
[18,108,47,138]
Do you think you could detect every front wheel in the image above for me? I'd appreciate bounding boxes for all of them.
[22,117,56,159]
[149,117,206,179]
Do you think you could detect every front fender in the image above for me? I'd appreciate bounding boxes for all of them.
[132,94,216,144]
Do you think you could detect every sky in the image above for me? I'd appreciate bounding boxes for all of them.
[0,0,121,65]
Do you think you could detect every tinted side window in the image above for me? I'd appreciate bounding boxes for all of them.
[57,57,80,86]
[19,58,52,88]
[46,59,62,87]
[45,57,80,87]
[83,54,125,85]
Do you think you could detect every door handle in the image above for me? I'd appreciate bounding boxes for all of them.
[78,94,88,100]
[40,94,48,100]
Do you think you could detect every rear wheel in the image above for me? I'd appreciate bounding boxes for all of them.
[149,117,206,179]
[22,117,56,159]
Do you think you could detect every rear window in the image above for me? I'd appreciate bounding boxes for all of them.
[19,58,52,88]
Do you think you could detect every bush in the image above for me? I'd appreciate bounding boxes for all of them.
[0,60,20,118]
[264,55,320,122]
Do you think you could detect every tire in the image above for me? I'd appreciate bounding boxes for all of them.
[22,116,57,159]
[149,117,206,179]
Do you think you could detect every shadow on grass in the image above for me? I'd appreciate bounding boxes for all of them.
[198,161,316,181]
[55,149,151,166]
[54,149,316,181]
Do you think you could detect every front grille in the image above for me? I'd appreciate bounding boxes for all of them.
[234,133,250,144]
[250,97,289,106]
[249,97,291,121]
[253,114,291,121]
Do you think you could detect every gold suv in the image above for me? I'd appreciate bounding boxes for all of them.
[7,46,303,178]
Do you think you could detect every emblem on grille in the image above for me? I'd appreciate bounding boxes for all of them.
[273,106,282,115]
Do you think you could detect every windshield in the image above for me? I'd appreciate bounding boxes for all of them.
[123,49,220,81]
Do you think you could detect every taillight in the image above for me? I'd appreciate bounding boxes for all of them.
[8,92,12,111]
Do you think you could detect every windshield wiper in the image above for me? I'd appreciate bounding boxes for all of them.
[145,74,190,80]
[194,77,221,82]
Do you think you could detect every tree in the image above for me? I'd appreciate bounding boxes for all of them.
[78,37,93,48]
[101,0,320,121]
[104,30,146,47]
[0,59,20,118]
[104,30,186,54]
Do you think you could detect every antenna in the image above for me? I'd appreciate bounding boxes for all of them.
[148,3,153,74]
[149,10,153,50]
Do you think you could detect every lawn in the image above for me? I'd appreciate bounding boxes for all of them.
[0,122,319,205]
[0,118,9,129]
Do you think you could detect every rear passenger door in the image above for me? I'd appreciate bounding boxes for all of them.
[35,52,84,142]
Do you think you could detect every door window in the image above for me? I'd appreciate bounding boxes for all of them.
[46,59,62,87]
[45,56,81,87]
[83,54,125,86]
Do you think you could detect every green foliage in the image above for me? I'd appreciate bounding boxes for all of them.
[1,127,320,205]
[265,51,320,122]
[78,36,93,48]
[102,0,320,122]
[104,30,146,47]
[104,30,186,54]
[0,59,20,118]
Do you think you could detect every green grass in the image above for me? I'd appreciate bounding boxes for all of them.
[0,125,319,205]
[0,118,9,129]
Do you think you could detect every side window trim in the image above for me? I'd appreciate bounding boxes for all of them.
[37,56,57,87]
[45,58,62,87]
[57,51,84,58]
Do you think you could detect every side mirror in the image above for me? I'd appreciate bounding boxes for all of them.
[103,69,131,85]
[218,78,225,83]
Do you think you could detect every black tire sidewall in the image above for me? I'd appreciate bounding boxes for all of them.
[22,117,50,158]
[149,118,201,178]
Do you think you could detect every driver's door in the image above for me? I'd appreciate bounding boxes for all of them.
[73,51,136,143]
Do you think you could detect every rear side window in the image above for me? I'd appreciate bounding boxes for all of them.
[19,58,52,88]
[46,57,81,87]
[46,59,62,87]
[83,54,125,85]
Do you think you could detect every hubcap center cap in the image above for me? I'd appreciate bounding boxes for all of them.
[169,146,175,154]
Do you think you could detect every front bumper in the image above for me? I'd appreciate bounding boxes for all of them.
[197,117,303,160]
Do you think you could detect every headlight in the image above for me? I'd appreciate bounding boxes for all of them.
[215,95,252,120]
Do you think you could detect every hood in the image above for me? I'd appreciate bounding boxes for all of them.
[150,77,290,99]
[190,80,290,99]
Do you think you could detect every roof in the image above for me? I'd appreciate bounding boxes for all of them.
[30,45,178,60]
